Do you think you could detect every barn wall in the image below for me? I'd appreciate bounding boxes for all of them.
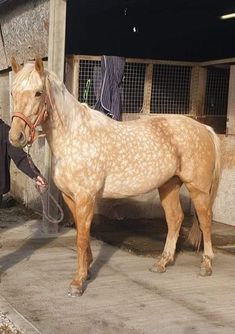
[0,72,9,122]
[0,30,8,70]
[97,187,191,220]
[213,65,235,226]
[0,0,49,210]
[213,136,235,226]
[0,0,49,70]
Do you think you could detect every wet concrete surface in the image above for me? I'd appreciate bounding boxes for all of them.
[0,204,235,334]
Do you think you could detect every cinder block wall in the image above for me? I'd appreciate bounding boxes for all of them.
[213,136,235,226]
[0,72,10,122]
[97,187,191,220]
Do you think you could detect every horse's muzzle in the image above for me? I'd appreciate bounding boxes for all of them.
[9,129,27,148]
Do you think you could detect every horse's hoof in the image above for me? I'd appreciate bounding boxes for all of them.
[200,255,212,276]
[199,267,212,277]
[149,264,166,273]
[68,284,84,297]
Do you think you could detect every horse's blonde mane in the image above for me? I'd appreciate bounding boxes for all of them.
[46,71,110,131]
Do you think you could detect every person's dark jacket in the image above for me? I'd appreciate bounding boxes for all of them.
[0,118,40,195]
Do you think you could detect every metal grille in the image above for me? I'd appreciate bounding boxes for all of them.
[78,59,101,107]
[204,67,229,116]
[122,63,146,113]
[150,65,192,114]
[78,59,146,113]
[73,56,230,131]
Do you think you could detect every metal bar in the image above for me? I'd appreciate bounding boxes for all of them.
[143,64,153,114]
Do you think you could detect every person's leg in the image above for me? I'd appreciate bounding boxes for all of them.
[1,194,16,208]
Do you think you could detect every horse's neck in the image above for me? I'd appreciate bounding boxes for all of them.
[42,79,86,155]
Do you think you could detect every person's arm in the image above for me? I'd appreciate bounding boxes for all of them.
[8,142,40,179]
[6,125,47,189]
[8,144,48,190]
[4,122,37,178]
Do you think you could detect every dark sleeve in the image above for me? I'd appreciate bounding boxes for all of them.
[6,126,41,179]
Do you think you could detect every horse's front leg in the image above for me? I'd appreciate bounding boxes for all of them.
[62,192,95,296]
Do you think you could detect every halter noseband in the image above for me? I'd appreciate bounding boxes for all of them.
[11,91,49,146]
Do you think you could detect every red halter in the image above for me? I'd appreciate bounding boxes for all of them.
[11,93,49,145]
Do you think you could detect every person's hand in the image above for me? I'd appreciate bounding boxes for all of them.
[34,175,48,193]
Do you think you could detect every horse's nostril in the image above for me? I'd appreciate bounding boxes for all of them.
[19,131,25,144]
[9,129,27,147]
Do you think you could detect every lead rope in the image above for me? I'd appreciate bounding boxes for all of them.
[26,146,64,224]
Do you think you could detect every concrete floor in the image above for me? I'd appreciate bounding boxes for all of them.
[0,205,235,334]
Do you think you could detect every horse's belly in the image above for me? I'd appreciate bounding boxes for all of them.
[103,161,177,198]
[102,139,179,198]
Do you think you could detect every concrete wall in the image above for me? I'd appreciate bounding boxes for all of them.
[97,187,191,220]
[213,136,235,226]
[213,65,235,226]
[0,72,9,122]
[0,0,49,211]
[0,0,49,70]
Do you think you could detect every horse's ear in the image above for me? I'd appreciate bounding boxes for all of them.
[35,58,44,76]
[11,56,22,73]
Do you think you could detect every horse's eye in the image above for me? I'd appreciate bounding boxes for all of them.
[35,91,42,97]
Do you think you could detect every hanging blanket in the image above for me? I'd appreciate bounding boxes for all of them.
[94,56,126,120]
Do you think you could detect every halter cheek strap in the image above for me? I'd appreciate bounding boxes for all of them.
[11,94,49,145]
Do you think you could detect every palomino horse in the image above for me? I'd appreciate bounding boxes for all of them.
[9,58,221,296]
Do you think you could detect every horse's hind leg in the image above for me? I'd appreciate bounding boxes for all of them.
[186,184,213,276]
[62,192,94,296]
[150,176,183,273]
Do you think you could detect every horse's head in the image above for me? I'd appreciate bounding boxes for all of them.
[9,57,48,148]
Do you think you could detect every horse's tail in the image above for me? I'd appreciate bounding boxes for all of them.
[188,125,222,250]
[188,213,202,251]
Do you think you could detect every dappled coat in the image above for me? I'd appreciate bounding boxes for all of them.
[0,118,40,195]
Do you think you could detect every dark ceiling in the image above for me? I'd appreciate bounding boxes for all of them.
[66,0,235,61]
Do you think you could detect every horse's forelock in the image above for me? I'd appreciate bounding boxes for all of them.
[13,63,44,91]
